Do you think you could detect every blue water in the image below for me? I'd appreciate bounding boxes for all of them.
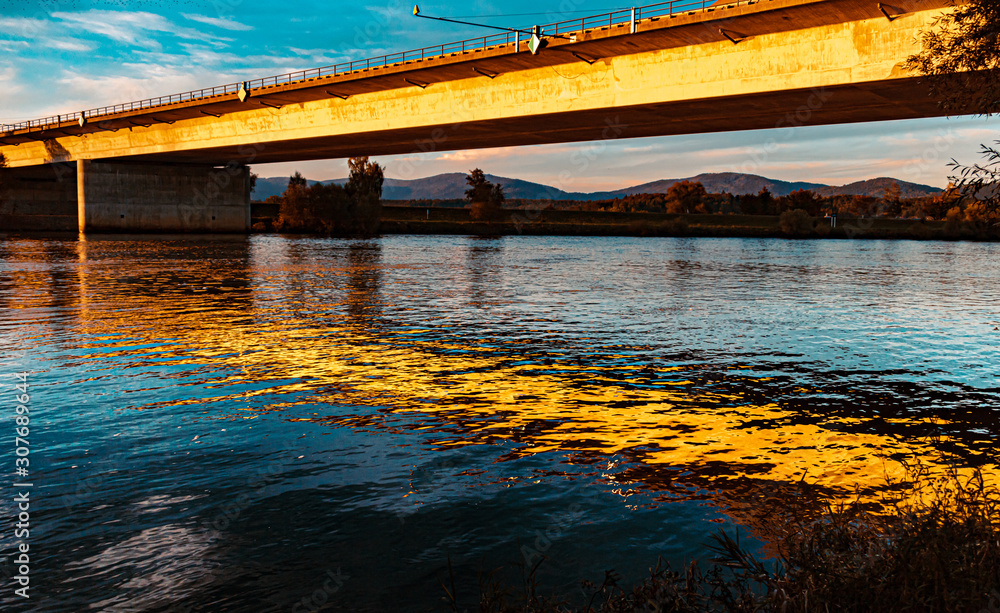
[0,234,998,611]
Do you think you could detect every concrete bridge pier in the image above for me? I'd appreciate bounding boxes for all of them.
[0,163,78,231]
[76,160,251,233]
[2,161,251,233]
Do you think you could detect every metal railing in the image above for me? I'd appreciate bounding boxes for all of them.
[0,0,724,135]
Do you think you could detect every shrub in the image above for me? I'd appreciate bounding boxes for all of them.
[274,158,385,235]
[665,181,708,214]
[465,462,1000,613]
[779,209,814,236]
[943,206,970,238]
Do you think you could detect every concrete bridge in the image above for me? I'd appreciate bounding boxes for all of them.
[0,0,961,233]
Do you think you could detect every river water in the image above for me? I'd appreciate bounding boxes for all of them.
[0,234,998,612]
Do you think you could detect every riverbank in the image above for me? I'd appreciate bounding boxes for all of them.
[472,468,1000,613]
[251,204,999,241]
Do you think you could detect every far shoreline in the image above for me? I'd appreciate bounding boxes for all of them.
[250,204,1000,242]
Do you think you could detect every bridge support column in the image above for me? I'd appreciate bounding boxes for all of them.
[0,163,78,231]
[77,160,251,233]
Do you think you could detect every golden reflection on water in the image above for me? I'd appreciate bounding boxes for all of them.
[14,236,999,539]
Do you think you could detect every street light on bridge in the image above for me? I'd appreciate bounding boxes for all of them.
[412,5,549,54]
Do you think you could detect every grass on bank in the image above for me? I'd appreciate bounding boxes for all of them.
[252,204,1000,241]
[449,461,1000,613]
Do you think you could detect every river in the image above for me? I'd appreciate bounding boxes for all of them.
[1,234,998,612]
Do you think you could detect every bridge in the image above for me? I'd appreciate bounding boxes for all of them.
[0,0,962,233]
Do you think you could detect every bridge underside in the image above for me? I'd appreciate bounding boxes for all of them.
[105,77,951,166]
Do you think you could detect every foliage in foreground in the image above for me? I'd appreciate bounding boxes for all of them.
[905,0,1000,116]
[906,0,1000,219]
[456,463,1000,613]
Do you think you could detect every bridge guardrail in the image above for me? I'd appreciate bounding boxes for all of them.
[0,0,718,135]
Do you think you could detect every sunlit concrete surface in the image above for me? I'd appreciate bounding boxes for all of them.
[0,0,959,169]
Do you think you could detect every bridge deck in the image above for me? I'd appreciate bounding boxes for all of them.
[0,0,959,167]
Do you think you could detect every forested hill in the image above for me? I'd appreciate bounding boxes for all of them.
[252,172,942,201]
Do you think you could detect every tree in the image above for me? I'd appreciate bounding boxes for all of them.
[844,194,879,218]
[665,180,707,214]
[464,168,490,202]
[738,187,775,215]
[906,0,1000,215]
[465,168,505,221]
[778,189,822,216]
[881,182,902,218]
[947,143,1000,221]
[905,0,1000,115]
[274,162,385,235]
[288,171,307,190]
[276,172,315,231]
[926,184,964,220]
[779,209,814,236]
[346,156,384,234]
[320,184,354,232]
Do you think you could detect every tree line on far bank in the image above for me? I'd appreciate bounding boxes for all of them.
[258,156,385,235]
[258,163,511,234]
[563,180,998,225]
[399,177,998,224]
[256,157,998,239]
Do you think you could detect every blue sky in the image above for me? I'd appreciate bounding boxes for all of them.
[1,0,997,189]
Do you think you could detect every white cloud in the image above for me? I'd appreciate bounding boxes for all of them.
[48,38,95,52]
[52,64,239,112]
[433,148,523,162]
[51,10,232,49]
[0,67,24,103]
[0,17,51,38]
[287,47,353,65]
[0,40,30,52]
[181,14,254,32]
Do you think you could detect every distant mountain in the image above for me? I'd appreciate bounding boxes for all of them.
[610,173,828,198]
[253,176,300,200]
[378,173,614,200]
[251,172,943,201]
[252,173,604,201]
[813,177,941,199]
